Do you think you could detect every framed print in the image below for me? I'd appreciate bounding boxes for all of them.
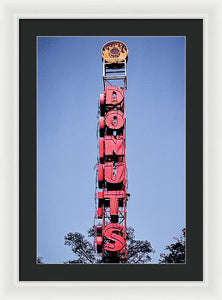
[19,19,203,281]
[2,0,222,298]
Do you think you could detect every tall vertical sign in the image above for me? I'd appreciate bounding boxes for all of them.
[95,41,129,263]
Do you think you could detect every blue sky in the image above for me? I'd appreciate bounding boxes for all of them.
[37,36,185,263]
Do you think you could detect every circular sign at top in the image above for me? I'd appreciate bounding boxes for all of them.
[101,41,128,63]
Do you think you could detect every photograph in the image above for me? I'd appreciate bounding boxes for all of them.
[37,36,185,264]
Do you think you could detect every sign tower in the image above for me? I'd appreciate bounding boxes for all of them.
[95,41,129,263]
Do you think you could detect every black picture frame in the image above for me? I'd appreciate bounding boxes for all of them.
[19,19,203,281]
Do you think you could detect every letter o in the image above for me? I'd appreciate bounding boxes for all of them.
[105,110,124,130]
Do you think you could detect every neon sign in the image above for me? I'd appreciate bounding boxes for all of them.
[95,41,129,263]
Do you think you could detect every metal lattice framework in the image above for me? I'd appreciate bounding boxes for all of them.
[95,41,129,263]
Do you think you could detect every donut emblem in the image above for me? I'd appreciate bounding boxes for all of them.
[101,41,129,63]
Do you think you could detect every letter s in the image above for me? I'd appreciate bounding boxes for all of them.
[103,223,125,252]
